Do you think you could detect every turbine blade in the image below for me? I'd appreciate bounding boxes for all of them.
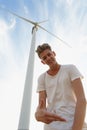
[0,6,36,25]
[37,19,48,24]
[38,24,71,48]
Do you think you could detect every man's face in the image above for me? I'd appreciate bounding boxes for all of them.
[39,49,56,67]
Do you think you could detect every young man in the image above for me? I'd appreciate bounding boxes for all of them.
[35,43,87,130]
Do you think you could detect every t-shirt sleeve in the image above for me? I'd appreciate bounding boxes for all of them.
[69,65,83,81]
[36,73,46,92]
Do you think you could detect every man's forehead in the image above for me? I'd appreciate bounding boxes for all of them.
[40,49,53,58]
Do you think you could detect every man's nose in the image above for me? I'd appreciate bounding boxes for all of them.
[46,56,50,60]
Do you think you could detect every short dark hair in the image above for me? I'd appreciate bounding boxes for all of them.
[36,43,52,58]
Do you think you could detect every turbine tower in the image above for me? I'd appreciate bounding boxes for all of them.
[18,25,37,130]
[0,6,71,130]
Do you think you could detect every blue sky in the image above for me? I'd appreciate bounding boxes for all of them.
[0,0,87,130]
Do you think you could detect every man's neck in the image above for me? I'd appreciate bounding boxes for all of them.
[47,63,61,76]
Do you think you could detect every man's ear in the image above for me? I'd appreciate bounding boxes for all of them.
[53,51,56,56]
[41,60,46,64]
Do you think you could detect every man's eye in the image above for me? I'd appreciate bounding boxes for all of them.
[48,53,51,56]
[43,57,46,60]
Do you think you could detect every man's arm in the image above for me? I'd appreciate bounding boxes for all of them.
[35,90,66,124]
[71,78,86,130]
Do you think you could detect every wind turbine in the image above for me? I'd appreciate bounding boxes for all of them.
[0,6,71,130]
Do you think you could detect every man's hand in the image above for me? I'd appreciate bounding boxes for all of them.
[35,101,66,124]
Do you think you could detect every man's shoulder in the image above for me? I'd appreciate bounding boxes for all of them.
[38,72,46,80]
[61,64,77,72]
[39,72,46,77]
[62,64,76,69]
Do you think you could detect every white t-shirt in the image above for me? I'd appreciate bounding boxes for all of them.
[37,64,86,130]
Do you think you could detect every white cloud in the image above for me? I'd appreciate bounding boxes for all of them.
[66,0,73,6]
[24,6,29,14]
[0,18,27,130]
[8,18,16,29]
[0,20,8,35]
[0,18,16,34]
[0,19,22,78]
